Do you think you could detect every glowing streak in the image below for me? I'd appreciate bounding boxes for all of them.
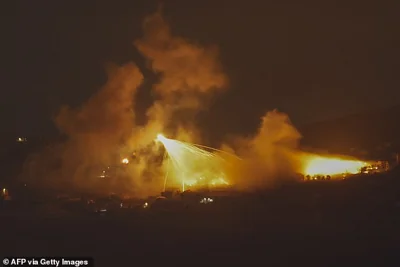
[182,174,185,192]
[191,143,242,160]
[156,133,166,142]
[157,134,234,191]
[163,151,169,192]
[168,151,186,191]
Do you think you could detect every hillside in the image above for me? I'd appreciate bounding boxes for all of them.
[298,104,400,160]
[0,136,61,184]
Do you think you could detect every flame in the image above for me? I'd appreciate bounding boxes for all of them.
[156,134,232,191]
[155,133,165,142]
[302,154,368,176]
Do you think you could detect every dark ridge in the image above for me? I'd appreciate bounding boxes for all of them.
[298,104,400,160]
[0,135,65,184]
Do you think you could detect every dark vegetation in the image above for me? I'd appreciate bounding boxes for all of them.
[1,169,400,266]
[1,107,399,266]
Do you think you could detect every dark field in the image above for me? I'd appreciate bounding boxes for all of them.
[1,172,400,267]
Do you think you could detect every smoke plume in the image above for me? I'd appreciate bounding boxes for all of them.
[20,8,315,197]
[57,63,143,191]
[223,110,303,190]
[21,9,228,197]
[134,10,227,143]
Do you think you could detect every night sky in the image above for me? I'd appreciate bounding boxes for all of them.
[3,0,400,139]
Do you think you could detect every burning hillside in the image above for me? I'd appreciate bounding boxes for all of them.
[301,154,368,177]
[19,8,391,197]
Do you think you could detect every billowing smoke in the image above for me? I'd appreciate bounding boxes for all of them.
[124,9,227,196]
[134,9,227,143]
[21,63,143,194]
[21,9,227,197]
[222,110,303,190]
[20,8,320,197]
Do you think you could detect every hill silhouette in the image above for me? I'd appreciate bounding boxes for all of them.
[299,104,400,160]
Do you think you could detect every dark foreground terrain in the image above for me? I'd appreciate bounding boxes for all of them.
[1,171,400,267]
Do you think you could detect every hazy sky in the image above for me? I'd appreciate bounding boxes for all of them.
[3,0,400,139]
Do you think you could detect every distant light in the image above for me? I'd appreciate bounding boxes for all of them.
[143,202,148,208]
[200,197,214,204]
[16,137,27,143]
[122,158,129,164]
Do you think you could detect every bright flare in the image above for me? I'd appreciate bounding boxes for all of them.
[122,158,129,164]
[156,134,235,191]
[155,133,167,143]
[302,155,368,176]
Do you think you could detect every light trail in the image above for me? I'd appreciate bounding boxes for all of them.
[156,133,238,191]
[162,151,169,192]
[191,143,242,160]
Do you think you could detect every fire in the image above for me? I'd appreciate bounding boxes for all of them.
[302,154,369,176]
[156,133,166,142]
[156,134,234,191]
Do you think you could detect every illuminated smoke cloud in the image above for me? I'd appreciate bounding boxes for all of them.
[55,63,142,141]
[22,9,309,196]
[33,63,144,192]
[223,110,303,190]
[134,9,227,142]
[122,9,229,195]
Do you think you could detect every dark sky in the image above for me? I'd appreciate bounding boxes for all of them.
[3,0,400,139]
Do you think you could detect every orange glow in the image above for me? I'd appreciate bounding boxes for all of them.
[2,188,7,196]
[156,133,166,142]
[301,154,368,176]
[156,134,232,191]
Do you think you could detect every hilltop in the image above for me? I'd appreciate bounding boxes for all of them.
[299,104,400,160]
